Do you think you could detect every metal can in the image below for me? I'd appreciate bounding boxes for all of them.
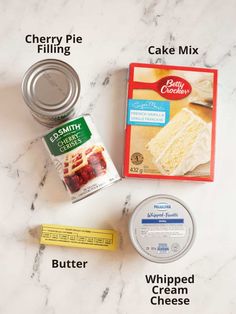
[129,195,195,263]
[22,59,80,127]
[43,114,121,203]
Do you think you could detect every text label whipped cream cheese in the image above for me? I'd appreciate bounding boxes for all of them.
[129,195,195,263]
[43,115,120,203]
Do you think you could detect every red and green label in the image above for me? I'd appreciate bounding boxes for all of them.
[44,117,92,156]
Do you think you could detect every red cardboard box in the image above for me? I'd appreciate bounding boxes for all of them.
[124,63,217,182]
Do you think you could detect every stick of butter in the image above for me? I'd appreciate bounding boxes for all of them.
[40,224,118,251]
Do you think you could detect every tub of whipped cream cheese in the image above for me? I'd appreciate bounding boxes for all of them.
[22,59,80,127]
[129,195,195,263]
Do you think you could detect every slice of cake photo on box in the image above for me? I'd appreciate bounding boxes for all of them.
[124,63,217,182]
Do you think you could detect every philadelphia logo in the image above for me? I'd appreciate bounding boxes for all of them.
[154,202,171,210]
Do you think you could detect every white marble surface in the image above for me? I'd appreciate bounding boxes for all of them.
[1,0,236,313]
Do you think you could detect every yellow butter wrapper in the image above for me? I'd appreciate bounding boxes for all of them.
[40,224,118,251]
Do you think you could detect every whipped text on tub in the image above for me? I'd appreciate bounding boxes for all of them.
[145,274,194,306]
[148,45,199,55]
[25,34,83,56]
[147,212,178,218]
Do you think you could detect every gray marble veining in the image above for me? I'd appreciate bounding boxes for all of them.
[0,0,236,313]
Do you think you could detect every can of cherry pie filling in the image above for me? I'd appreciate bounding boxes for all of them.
[43,114,121,202]
[22,59,80,127]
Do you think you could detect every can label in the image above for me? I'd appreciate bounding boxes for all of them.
[43,115,120,202]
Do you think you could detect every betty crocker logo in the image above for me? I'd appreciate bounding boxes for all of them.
[132,75,192,100]
[157,76,192,100]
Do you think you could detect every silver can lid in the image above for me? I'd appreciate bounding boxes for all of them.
[129,194,195,263]
[22,59,80,117]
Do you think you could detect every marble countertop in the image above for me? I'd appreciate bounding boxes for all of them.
[1,0,236,313]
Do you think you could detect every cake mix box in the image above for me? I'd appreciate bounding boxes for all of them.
[124,63,217,181]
